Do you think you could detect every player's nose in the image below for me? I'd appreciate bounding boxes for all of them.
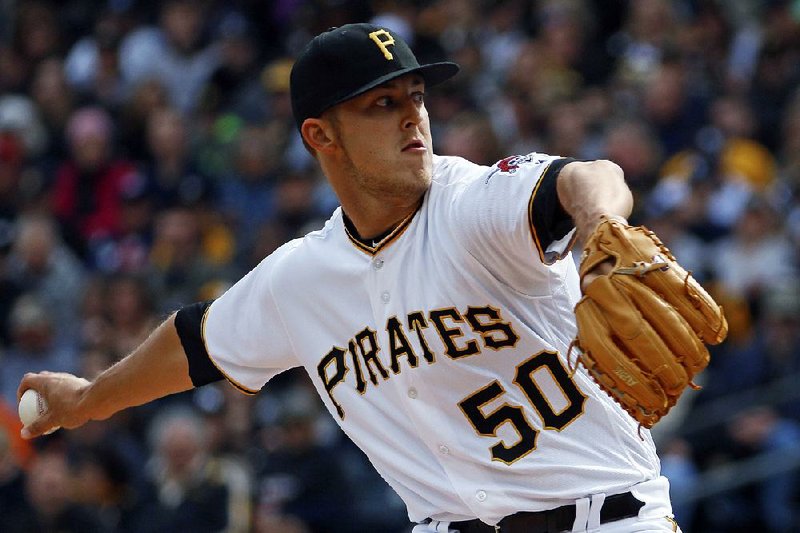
[401,100,424,130]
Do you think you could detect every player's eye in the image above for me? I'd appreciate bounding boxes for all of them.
[375,96,394,107]
[412,92,425,104]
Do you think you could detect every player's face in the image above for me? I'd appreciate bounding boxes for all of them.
[328,74,433,200]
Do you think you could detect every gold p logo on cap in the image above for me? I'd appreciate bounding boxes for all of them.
[368,29,395,60]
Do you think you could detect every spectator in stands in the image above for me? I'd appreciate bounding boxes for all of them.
[6,214,85,337]
[91,170,156,274]
[142,106,214,210]
[0,294,78,407]
[253,386,357,533]
[105,273,159,359]
[779,88,800,200]
[0,425,29,524]
[146,207,231,313]
[118,0,221,114]
[439,111,503,165]
[117,79,169,162]
[201,10,269,122]
[0,220,22,347]
[640,60,708,155]
[9,1,64,89]
[701,281,800,418]
[70,443,153,532]
[29,58,74,163]
[2,448,102,532]
[260,57,312,174]
[722,407,800,533]
[63,9,127,108]
[142,407,230,532]
[0,94,48,166]
[51,106,138,256]
[710,197,797,301]
[193,384,255,533]
[604,118,663,215]
[216,125,281,266]
[0,128,26,222]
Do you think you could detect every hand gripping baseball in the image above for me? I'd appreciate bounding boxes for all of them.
[17,371,93,439]
[571,217,728,428]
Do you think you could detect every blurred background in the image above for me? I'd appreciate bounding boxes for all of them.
[0,0,797,531]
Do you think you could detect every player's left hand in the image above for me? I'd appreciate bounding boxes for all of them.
[571,216,728,428]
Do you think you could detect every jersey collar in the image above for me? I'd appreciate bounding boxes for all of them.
[342,201,421,256]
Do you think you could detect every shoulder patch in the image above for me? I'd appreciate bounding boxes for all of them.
[484,154,548,184]
[493,154,546,175]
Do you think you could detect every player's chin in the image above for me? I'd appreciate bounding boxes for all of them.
[393,170,430,198]
[411,167,432,189]
[406,154,432,180]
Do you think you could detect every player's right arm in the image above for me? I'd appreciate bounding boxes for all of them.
[18,240,300,440]
[17,313,196,439]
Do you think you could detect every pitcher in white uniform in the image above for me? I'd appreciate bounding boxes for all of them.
[19,23,681,533]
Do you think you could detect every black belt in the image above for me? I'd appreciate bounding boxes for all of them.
[445,491,644,533]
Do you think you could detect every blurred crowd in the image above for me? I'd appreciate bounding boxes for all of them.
[0,0,798,532]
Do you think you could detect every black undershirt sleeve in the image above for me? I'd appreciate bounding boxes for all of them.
[174,300,224,387]
[530,157,577,250]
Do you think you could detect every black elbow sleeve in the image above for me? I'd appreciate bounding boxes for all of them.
[531,157,577,247]
[174,301,224,387]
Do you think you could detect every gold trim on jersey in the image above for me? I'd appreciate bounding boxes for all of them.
[343,201,421,255]
[200,306,260,395]
[317,304,518,419]
[527,162,577,265]
[528,162,550,264]
[665,516,679,531]
[386,314,421,373]
[464,305,521,351]
[457,379,539,465]
[513,352,587,432]
[457,350,586,463]
[355,326,390,384]
[428,306,481,359]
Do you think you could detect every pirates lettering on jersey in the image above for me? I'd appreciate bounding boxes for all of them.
[318,305,520,419]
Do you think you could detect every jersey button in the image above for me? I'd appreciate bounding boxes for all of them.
[407,387,418,399]
[380,291,390,303]
[373,258,384,270]
[476,490,487,502]
[438,445,449,455]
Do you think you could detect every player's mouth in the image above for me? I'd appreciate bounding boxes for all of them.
[402,139,426,153]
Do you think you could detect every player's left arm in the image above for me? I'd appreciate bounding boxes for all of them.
[555,160,633,245]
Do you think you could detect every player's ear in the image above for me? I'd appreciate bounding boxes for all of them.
[301,118,337,154]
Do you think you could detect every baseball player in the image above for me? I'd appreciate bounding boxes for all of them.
[20,24,709,533]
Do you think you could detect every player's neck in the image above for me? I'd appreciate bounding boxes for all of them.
[341,196,423,242]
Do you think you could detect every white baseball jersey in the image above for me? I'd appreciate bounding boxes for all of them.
[201,153,660,525]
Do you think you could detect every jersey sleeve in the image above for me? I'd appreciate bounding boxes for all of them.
[449,153,577,286]
[200,243,300,394]
[527,157,576,260]
[175,300,223,387]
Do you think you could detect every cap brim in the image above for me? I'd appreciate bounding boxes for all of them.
[327,61,460,112]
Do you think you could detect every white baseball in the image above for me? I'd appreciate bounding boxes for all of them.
[18,389,58,434]
[18,389,47,427]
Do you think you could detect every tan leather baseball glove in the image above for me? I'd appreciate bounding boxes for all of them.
[572,217,728,429]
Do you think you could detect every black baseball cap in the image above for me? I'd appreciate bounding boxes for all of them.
[290,23,459,130]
